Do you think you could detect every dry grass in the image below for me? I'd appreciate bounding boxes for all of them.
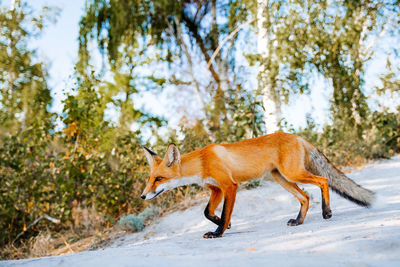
[1,227,127,260]
[30,232,55,257]
[48,229,126,256]
[1,202,111,260]
[71,200,105,233]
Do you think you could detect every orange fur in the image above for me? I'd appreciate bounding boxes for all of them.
[141,132,333,238]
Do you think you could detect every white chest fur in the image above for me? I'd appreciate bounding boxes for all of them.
[157,175,219,192]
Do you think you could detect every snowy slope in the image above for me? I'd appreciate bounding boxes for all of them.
[4,155,400,267]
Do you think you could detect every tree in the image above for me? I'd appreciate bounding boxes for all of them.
[78,0,252,140]
[256,0,314,133]
[275,0,400,135]
[257,0,281,133]
[0,0,58,137]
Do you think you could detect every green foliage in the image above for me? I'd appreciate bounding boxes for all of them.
[78,0,253,140]
[0,128,147,247]
[244,179,261,190]
[256,0,400,136]
[295,109,400,166]
[212,88,264,143]
[0,1,58,136]
[376,58,400,97]
[79,0,250,65]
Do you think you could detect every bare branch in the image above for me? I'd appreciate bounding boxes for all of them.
[206,19,255,71]
[165,17,215,139]
[181,12,221,85]
[13,214,60,244]
[361,16,394,58]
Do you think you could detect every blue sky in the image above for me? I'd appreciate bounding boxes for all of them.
[2,0,399,133]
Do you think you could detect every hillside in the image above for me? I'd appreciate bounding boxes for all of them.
[5,156,400,267]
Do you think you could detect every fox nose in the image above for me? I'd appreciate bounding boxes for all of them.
[141,194,146,200]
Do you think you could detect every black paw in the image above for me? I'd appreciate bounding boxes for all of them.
[287,219,301,226]
[203,231,222,239]
[227,223,231,229]
[323,209,332,219]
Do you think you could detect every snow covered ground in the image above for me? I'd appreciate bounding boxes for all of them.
[4,155,400,266]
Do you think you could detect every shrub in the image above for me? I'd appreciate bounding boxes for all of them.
[117,206,159,232]
[295,109,400,166]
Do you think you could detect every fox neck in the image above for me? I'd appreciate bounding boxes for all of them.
[158,151,217,190]
[179,151,203,178]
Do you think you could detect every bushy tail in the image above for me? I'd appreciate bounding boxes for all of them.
[305,146,374,207]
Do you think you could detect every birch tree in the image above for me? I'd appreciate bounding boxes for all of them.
[257,0,281,134]
[288,0,400,135]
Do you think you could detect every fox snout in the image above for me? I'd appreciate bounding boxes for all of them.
[141,182,160,200]
[141,188,165,200]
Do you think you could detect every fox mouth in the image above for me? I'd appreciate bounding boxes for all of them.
[147,189,165,200]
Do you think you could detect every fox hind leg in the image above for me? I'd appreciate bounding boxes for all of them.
[282,170,332,220]
[271,169,310,226]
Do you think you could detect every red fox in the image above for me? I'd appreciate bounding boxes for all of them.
[141,132,374,238]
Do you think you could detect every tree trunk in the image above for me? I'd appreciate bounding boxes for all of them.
[10,0,16,10]
[257,0,281,134]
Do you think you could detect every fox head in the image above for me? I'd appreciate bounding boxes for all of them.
[141,144,182,200]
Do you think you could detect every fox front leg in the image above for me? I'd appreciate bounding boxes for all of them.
[203,184,237,238]
[204,185,231,229]
[204,204,231,229]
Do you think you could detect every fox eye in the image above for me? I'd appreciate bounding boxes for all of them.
[155,176,163,182]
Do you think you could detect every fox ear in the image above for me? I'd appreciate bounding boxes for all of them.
[166,143,180,167]
[143,147,158,168]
